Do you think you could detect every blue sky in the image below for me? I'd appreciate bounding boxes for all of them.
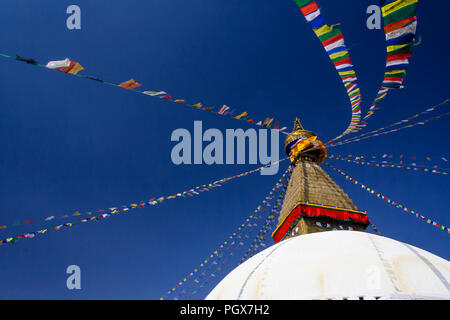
[0,0,448,299]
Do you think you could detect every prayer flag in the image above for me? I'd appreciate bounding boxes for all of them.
[118,79,142,90]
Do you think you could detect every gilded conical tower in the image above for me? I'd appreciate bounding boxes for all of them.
[272,119,370,243]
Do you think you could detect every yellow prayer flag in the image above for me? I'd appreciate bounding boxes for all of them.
[339,70,356,76]
[235,112,248,119]
[313,24,333,37]
[385,69,406,75]
[329,51,349,60]
[382,0,418,17]
[387,44,409,53]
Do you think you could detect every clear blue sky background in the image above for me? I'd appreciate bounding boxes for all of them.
[0,0,448,299]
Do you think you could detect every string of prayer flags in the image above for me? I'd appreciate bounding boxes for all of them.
[328,111,450,148]
[325,163,449,234]
[179,181,292,300]
[0,159,290,246]
[328,155,448,176]
[184,169,291,300]
[176,186,287,300]
[178,173,292,300]
[329,154,450,169]
[161,167,292,300]
[328,99,449,147]
[363,0,419,121]
[240,178,289,264]
[240,210,279,263]
[0,52,289,135]
[293,0,363,143]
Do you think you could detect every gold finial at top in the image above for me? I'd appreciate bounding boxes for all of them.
[285,118,327,164]
[293,118,304,132]
[285,118,316,151]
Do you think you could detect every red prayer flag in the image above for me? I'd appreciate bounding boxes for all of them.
[300,1,319,16]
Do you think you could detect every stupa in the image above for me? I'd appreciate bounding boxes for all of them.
[272,118,370,242]
[206,119,450,300]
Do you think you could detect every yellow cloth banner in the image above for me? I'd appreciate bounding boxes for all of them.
[382,0,418,17]
[313,25,333,37]
[330,51,349,60]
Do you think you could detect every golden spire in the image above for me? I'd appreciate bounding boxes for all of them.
[285,119,316,150]
[293,118,304,131]
[272,119,369,242]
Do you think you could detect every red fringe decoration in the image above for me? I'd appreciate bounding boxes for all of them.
[272,203,370,243]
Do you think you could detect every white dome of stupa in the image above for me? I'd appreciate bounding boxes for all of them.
[206,231,450,300]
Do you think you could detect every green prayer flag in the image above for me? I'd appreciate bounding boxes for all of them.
[331,53,350,63]
[318,28,341,42]
[294,0,312,8]
[383,4,417,26]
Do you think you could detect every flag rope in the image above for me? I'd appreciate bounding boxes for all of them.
[0,158,289,245]
[328,155,449,176]
[239,179,288,264]
[175,170,290,300]
[327,111,450,148]
[0,52,289,134]
[328,153,449,166]
[161,166,291,300]
[361,0,419,122]
[325,163,449,234]
[326,98,449,147]
[292,0,364,143]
